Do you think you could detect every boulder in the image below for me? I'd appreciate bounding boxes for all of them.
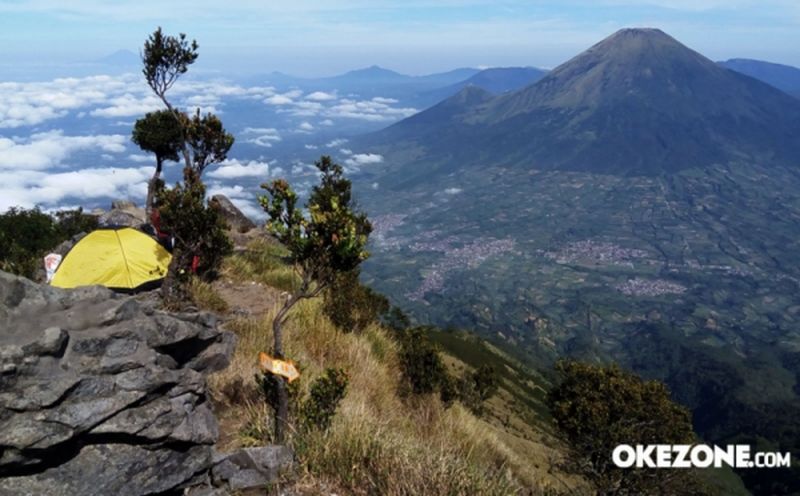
[98,200,147,227]
[0,271,236,495]
[210,195,256,233]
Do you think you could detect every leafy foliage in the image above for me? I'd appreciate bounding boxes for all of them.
[457,364,499,415]
[323,269,390,333]
[156,168,232,303]
[186,109,235,175]
[301,368,349,432]
[131,109,183,166]
[0,207,98,278]
[131,109,183,213]
[142,27,198,101]
[396,326,451,397]
[259,156,372,289]
[547,360,707,495]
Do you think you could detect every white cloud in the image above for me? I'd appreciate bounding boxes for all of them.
[242,127,281,147]
[90,93,163,117]
[344,153,384,167]
[128,153,152,163]
[304,144,318,149]
[206,159,274,179]
[207,183,251,201]
[339,148,352,155]
[0,166,151,211]
[372,96,398,104]
[320,119,334,126]
[264,94,294,105]
[0,131,127,170]
[298,121,314,131]
[325,98,417,122]
[444,187,463,195]
[326,138,348,147]
[305,91,336,101]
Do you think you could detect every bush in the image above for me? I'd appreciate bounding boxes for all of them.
[156,167,232,304]
[458,364,499,415]
[547,360,709,495]
[397,326,451,398]
[323,269,389,333]
[301,368,349,431]
[0,207,98,278]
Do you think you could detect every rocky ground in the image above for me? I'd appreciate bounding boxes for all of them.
[0,270,290,495]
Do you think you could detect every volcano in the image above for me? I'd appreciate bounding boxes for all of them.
[369,28,800,177]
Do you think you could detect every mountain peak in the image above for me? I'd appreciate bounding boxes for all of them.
[374,28,800,176]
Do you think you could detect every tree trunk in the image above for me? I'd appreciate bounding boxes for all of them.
[272,298,291,443]
[160,246,190,306]
[145,157,164,220]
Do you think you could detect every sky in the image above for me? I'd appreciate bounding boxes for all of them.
[1,0,800,76]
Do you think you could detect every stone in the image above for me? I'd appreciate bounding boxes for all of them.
[98,200,147,228]
[0,270,236,495]
[110,200,136,210]
[210,194,256,233]
[209,445,294,492]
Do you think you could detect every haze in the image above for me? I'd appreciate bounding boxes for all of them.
[2,0,800,77]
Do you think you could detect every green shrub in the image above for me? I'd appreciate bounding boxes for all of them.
[156,167,232,304]
[0,207,98,279]
[548,360,709,495]
[397,326,451,398]
[458,364,499,415]
[301,368,349,431]
[323,269,389,333]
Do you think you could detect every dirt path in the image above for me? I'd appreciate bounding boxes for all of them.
[213,278,284,318]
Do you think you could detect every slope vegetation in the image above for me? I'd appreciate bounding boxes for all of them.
[202,238,585,495]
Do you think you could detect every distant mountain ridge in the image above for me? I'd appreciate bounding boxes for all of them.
[368,28,800,178]
[422,67,548,103]
[719,58,800,97]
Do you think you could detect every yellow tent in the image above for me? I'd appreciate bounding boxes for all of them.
[51,227,172,291]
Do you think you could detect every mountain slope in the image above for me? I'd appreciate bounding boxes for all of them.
[720,58,800,96]
[368,28,800,177]
[422,67,547,103]
[355,28,800,494]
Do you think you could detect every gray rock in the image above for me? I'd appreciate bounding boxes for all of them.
[209,445,293,492]
[0,270,236,495]
[98,200,147,227]
[210,194,256,233]
[110,200,137,210]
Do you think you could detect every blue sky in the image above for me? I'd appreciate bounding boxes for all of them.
[1,0,800,75]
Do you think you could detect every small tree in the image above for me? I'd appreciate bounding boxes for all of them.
[141,27,197,171]
[258,155,371,442]
[548,360,708,495]
[131,109,183,216]
[138,28,235,303]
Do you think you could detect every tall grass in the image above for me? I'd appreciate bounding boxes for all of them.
[208,244,582,495]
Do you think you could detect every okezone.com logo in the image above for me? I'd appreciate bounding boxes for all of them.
[612,445,792,469]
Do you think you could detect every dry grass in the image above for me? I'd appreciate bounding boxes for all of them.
[222,238,299,292]
[208,245,582,495]
[189,278,230,313]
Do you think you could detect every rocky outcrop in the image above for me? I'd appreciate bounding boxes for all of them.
[187,446,294,494]
[210,195,256,233]
[97,200,147,227]
[0,271,236,495]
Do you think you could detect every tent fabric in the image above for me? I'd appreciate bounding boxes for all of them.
[51,227,172,290]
